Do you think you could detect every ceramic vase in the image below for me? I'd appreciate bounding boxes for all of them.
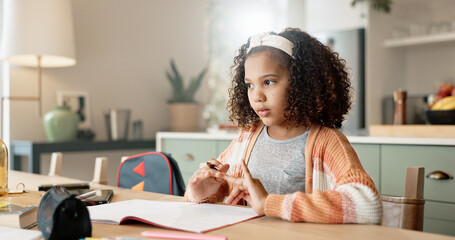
[43,105,79,142]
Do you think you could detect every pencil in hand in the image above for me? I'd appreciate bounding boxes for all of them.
[206,162,219,171]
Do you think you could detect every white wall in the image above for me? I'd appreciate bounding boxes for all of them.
[286,0,308,30]
[400,0,455,94]
[305,0,367,33]
[366,9,406,126]
[366,0,455,125]
[304,0,455,126]
[9,0,209,142]
[7,0,209,185]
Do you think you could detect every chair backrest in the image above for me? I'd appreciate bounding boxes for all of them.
[120,156,129,163]
[48,153,109,185]
[91,157,108,185]
[48,152,63,176]
[381,167,425,231]
[90,156,128,185]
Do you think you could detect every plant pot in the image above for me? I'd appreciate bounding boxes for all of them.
[168,103,201,132]
[43,105,79,142]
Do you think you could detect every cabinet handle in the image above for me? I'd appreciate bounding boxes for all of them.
[426,170,453,180]
[184,154,194,161]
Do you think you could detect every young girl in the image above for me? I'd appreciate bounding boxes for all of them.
[185,28,382,224]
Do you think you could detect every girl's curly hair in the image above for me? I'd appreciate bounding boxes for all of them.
[227,27,352,130]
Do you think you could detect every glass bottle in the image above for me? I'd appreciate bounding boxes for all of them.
[0,138,8,195]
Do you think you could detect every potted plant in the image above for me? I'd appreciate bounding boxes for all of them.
[351,0,392,13]
[166,59,207,132]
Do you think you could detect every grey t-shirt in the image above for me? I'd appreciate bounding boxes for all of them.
[248,126,309,194]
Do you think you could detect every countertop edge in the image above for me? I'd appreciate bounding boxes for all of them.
[156,132,455,146]
[156,131,240,140]
[347,136,455,146]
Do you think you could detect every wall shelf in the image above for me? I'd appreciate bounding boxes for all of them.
[384,32,455,48]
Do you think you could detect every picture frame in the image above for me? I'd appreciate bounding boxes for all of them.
[57,91,91,129]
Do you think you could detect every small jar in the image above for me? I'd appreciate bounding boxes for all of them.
[0,138,8,195]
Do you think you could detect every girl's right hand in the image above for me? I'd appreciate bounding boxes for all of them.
[188,158,229,202]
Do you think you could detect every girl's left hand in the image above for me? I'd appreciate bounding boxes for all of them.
[223,161,268,215]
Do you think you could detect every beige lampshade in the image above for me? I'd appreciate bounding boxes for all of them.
[0,0,76,67]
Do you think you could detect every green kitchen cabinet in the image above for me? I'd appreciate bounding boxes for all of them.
[424,201,455,236]
[380,144,455,236]
[157,133,237,185]
[381,145,455,203]
[160,139,217,184]
[217,140,233,155]
[351,143,380,191]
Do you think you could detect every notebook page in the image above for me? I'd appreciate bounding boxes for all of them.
[0,225,42,240]
[88,199,260,233]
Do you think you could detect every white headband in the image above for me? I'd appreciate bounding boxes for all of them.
[247,34,294,58]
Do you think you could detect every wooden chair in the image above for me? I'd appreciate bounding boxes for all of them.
[90,156,129,186]
[120,156,130,163]
[381,167,425,231]
[48,152,63,176]
[91,157,108,185]
[48,153,112,185]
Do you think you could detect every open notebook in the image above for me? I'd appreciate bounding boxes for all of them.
[0,225,41,240]
[88,199,260,233]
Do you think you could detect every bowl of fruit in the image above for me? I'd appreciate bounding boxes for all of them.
[426,83,455,125]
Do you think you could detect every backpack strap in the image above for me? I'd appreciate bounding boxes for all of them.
[243,123,264,166]
[162,152,186,196]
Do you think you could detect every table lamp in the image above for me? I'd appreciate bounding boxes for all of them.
[0,0,77,117]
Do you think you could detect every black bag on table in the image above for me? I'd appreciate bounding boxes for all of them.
[37,186,92,240]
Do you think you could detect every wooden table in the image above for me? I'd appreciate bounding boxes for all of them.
[8,170,455,240]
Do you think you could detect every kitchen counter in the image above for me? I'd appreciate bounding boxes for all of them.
[369,125,455,139]
[348,136,455,146]
[157,131,455,148]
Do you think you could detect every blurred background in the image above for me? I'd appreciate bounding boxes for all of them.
[2,0,455,183]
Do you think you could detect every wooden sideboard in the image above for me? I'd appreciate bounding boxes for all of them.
[10,139,155,173]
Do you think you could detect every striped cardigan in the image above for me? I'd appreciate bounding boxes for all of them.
[186,124,382,224]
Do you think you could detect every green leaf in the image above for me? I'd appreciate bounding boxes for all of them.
[170,59,183,92]
[165,59,207,103]
[166,70,182,101]
[186,68,207,102]
[351,0,391,13]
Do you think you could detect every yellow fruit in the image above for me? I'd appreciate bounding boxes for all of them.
[431,96,455,110]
